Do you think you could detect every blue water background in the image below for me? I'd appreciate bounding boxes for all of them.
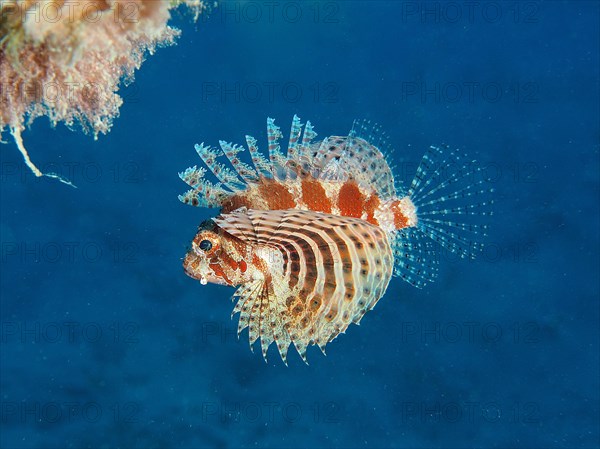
[1,1,598,448]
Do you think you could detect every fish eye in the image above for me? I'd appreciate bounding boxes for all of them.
[193,231,221,257]
[199,239,213,252]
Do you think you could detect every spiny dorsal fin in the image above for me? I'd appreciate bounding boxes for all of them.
[194,143,246,192]
[179,116,401,210]
[178,165,231,207]
[348,119,397,199]
[181,116,318,208]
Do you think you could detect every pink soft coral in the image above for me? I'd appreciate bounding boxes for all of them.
[0,0,205,185]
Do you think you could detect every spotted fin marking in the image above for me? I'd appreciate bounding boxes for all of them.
[216,208,394,364]
[181,116,317,207]
[305,119,397,200]
[349,119,398,200]
[178,165,231,208]
[287,114,303,162]
[406,145,494,265]
[194,143,246,192]
[219,141,259,184]
[231,279,276,361]
[179,116,396,208]
[245,135,272,177]
[291,120,319,176]
[231,277,293,364]
[266,118,288,181]
[392,227,439,288]
[298,121,317,160]
[350,118,391,154]
[230,268,293,364]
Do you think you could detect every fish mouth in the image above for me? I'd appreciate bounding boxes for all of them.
[208,277,228,286]
[183,265,208,285]
[183,254,203,281]
[183,259,228,286]
[183,265,195,279]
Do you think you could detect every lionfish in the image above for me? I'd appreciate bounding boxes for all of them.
[179,116,493,364]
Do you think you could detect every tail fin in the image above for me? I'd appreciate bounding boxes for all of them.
[393,145,494,288]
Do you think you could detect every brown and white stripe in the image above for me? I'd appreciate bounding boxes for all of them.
[214,208,394,364]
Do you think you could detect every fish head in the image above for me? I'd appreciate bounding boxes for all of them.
[183,220,250,287]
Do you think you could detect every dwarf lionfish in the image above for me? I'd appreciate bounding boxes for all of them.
[179,116,493,364]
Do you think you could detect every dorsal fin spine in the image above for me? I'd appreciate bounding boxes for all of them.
[287,114,303,162]
[297,120,317,166]
[266,117,287,180]
[245,135,272,177]
[219,140,259,184]
[194,143,245,192]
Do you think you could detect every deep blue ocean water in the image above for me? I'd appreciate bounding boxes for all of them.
[1,1,599,448]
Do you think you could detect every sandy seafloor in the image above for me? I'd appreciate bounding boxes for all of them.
[0,1,598,448]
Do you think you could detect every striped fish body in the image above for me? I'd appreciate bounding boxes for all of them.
[180,116,493,364]
[184,209,394,363]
